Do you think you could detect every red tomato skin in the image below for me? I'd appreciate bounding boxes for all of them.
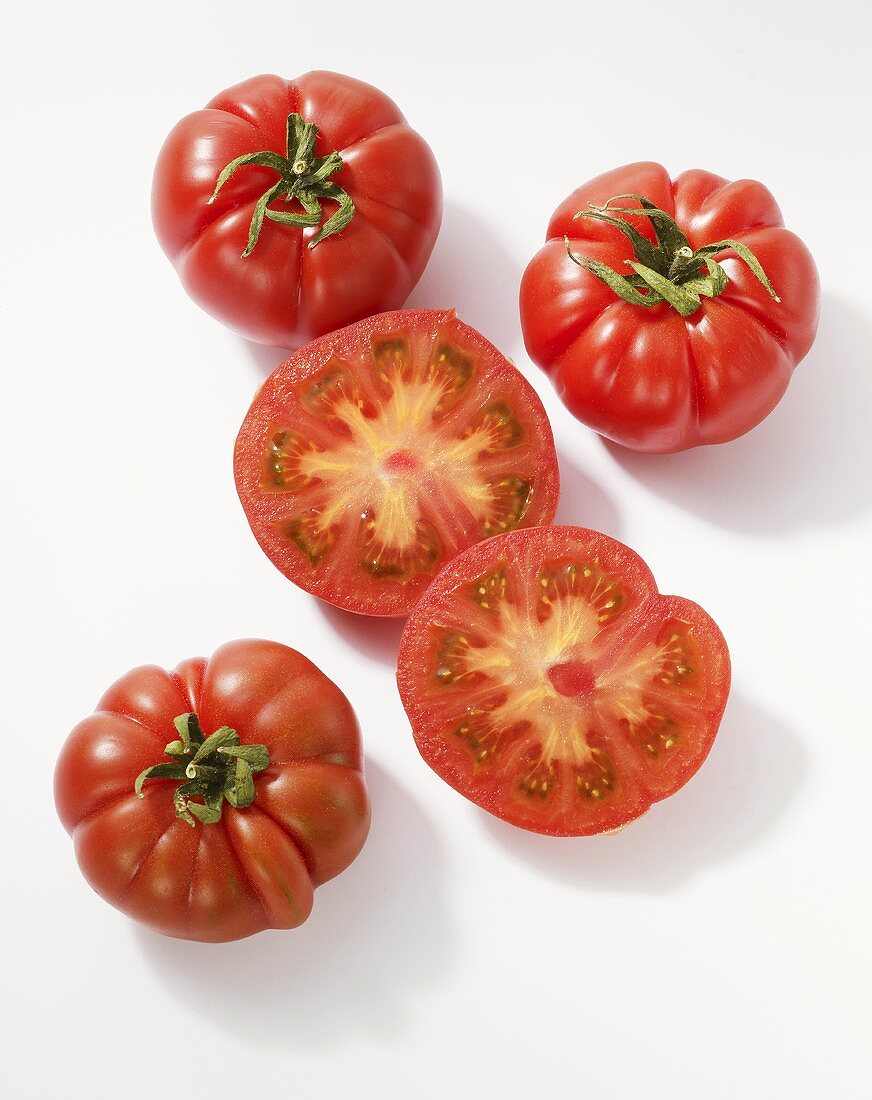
[234,309,562,618]
[519,162,820,452]
[397,526,731,837]
[54,640,370,942]
[152,72,442,348]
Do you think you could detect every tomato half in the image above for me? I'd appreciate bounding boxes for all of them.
[54,640,370,942]
[397,526,730,836]
[519,161,820,452]
[234,310,560,617]
[152,71,442,347]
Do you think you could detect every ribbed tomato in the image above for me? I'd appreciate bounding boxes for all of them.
[397,526,730,835]
[234,310,560,617]
[520,161,820,452]
[152,71,441,347]
[54,640,369,942]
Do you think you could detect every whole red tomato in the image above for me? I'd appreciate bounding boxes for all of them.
[520,162,820,452]
[152,71,442,347]
[54,640,370,942]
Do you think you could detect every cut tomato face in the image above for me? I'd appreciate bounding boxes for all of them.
[397,526,730,835]
[235,310,560,616]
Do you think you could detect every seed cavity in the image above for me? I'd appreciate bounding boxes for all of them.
[427,341,474,414]
[469,566,509,611]
[301,360,368,421]
[264,430,320,491]
[371,335,412,386]
[481,477,533,535]
[282,509,335,565]
[517,752,558,800]
[631,710,681,758]
[359,512,441,579]
[653,621,700,690]
[461,401,524,453]
[537,558,627,625]
[452,704,518,765]
[574,750,616,801]
[432,629,479,686]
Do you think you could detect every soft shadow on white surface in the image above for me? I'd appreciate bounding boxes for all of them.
[239,198,522,386]
[317,602,406,665]
[603,297,871,533]
[136,762,453,1045]
[555,449,623,538]
[406,199,520,353]
[244,339,289,380]
[481,693,806,892]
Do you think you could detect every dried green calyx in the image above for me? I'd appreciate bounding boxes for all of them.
[564,193,780,318]
[134,713,270,826]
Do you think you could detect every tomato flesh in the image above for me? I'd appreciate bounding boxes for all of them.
[235,310,560,616]
[397,526,730,835]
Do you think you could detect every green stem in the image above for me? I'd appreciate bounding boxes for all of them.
[208,112,355,256]
[564,193,780,318]
[135,714,270,827]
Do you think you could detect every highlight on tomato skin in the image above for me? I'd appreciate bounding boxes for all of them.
[396,526,731,837]
[519,161,820,453]
[234,309,561,618]
[53,639,370,943]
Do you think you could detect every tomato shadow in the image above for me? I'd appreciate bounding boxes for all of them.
[242,339,289,381]
[134,761,454,1045]
[240,199,524,383]
[555,448,623,539]
[316,602,406,666]
[406,199,523,358]
[602,296,872,534]
[479,692,807,892]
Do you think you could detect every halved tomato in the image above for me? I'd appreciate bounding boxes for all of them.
[397,526,730,835]
[235,310,560,616]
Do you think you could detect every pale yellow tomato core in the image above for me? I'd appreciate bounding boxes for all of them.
[431,554,702,807]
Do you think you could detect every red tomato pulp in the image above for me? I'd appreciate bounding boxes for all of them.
[234,310,561,616]
[398,527,730,835]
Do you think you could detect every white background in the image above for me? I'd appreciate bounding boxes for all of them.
[3,2,870,1096]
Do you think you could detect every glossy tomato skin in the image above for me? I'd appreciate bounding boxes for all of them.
[397,526,730,836]
[152,72,442,347]
[520,162,820,452]
[234,309,561,618]
[54,640,370,942]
